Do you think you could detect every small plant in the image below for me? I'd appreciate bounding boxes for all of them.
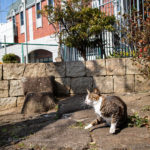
[2,53,20,63]
[128,113,149,128]
[17,142,26,148]
[142,105,150,112]
[89,141,97,150]
[55,104,59,111]
[70,121,85,128]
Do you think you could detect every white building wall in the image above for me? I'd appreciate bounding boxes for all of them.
[28,8,33,41]
[0,22,14,45]
[0,35,58,63]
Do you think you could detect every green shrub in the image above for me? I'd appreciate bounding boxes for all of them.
[2,53,20,63]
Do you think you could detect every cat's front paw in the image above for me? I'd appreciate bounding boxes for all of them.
[109,127,116,134]
[84,124,93,130]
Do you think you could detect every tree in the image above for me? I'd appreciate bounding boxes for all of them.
[40,0,115,61]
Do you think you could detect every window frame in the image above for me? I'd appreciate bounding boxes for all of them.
[20,11,24,26]
[19,4,25,34]
[36,2,41,19]
[48,0,54,7]
[92,0,100,8]
[35,0,42,28]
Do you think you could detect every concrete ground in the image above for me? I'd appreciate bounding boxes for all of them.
[0,92,150,150]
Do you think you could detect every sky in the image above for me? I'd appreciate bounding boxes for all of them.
[0,0,17,23]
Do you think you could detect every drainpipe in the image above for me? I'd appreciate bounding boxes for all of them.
[4,35,7,54]
[22,0,29,63]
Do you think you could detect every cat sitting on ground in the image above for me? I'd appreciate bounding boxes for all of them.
[84,88,127,134]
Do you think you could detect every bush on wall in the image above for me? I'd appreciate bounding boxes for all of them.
[2,53,20,63]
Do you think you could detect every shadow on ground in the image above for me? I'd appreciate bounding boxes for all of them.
[0,111,57,148]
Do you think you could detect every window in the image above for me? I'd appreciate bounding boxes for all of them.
[19,5,24,33]
[61,0,65,9]
[12,16,16,28]
[92,0,100,8]
[36,1,42,28]
[48,0,54,6]
[20,11,24,26]
[39,57,52,63]
[117,0,120,12]
[36,2,41,19]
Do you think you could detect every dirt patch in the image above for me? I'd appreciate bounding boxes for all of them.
[0,92,150,150]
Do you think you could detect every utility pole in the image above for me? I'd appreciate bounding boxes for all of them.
[22,0,28,63]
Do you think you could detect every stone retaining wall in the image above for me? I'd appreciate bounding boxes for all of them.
[0,58,150,112]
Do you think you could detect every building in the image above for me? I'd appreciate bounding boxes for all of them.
[0,0,148,62]
[0,0,58,63]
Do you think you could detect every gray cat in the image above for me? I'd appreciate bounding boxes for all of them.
[84,88,127,134]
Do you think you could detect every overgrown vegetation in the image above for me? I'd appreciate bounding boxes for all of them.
[122,1,150,78]
[2,53,19,63]
[40,0,115,60]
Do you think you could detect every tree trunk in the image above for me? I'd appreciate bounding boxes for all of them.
[55,34,63,62]
[80,50,87,61]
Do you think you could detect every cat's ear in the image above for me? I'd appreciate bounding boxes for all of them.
[93,88,100,95]
[87,89,90,94]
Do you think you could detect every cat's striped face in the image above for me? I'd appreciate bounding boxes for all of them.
[85,89,100,106]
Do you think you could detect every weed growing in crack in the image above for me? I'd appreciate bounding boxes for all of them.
[70,121,85,129]
[142,105,150,112]
[128,113,150,128]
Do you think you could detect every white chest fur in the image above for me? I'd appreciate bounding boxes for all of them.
[93,97,103,116]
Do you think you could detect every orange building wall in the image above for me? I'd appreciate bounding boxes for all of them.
[15,0,55,43]
[32,0,55,40]
[16,13,25,43]
[100,0,114,16]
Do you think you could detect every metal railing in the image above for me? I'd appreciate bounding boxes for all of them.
[61,0,149,61]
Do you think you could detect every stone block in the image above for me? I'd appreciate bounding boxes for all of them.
[126,58,142,75]
[0,97,17,111]
[17,97,25,107]
[21,92,56,114]
[114,75,135,93]
[46,62,65,78]
[66,61,86,77]
[0,90,8,98]
[70,77,93,94]
[10,80,24,97]
[0,80,8,90]
[93,76,113,93]
[135,75,150,92]
[106,58,125,75]
[0,64,2,80]
[22,76,55,96]
[55,78,70,95]
[24,63,47,78]
[0,80,9,98]
[3,64,25,80]
[86,59,106,76]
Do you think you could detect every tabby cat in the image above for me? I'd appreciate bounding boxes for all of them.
[84,88,127,134]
